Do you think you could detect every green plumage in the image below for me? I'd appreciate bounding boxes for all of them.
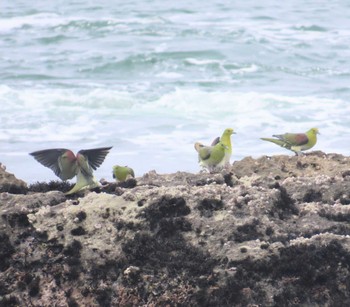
[113,165,135,182]
[195,128,235,172]
[261,128,319,154]
[214,128,235,165]
[195,142,228,173]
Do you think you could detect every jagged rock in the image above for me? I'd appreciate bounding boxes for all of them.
[0,164,27,194]
[232,151,350,181]
[1,152,350,306]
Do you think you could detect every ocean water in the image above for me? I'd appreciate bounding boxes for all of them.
[1,1,350,184]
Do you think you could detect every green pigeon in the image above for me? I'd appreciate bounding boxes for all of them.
[261,128,319,155]
[112,165,135,182]
[29,147,112,194]
[194,141,228,173]
[210,128,235,166]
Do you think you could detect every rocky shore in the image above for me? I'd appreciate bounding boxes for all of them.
[1,151,350,306]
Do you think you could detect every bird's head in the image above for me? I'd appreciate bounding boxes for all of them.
[223,128,236,136]
[309,128,319,135]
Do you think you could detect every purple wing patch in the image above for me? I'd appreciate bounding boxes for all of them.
[273,133,309,145]
[292,133,309,145]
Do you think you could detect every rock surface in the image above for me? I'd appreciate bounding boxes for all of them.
[0,165,27,194]
[1,152,350,306]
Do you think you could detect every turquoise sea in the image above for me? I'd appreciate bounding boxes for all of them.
[1,1,350,183]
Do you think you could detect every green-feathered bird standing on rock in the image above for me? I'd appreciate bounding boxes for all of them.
[195,128,235,172]
[194,142,228,173]
[29,147,112,194]
[112,165,135,182]
[211,128,236,166]
[261,128,319,155]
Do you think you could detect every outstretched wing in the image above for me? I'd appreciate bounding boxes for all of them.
[78,146,112,170]
[29,148,71,179]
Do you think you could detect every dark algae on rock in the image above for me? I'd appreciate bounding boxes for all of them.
[1,152,350,306]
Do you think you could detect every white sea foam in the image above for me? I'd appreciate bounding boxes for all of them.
[185,58,223,66]
[233,64,259,74]
[0,13,167,34]
[2,88,349,183]
[155,72,184,79]
[0,13,65,32]
[2,86,349,129]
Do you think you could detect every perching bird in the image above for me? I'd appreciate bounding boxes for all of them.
[29,147,112,194]
[112,165,135,182]
[209,128,235,167]
[261,128,319,155]
[194,141,228,173]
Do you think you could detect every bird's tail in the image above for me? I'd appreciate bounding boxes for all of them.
[194,142,204,152]
[65,170,99,195]
[260,137,285,147]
